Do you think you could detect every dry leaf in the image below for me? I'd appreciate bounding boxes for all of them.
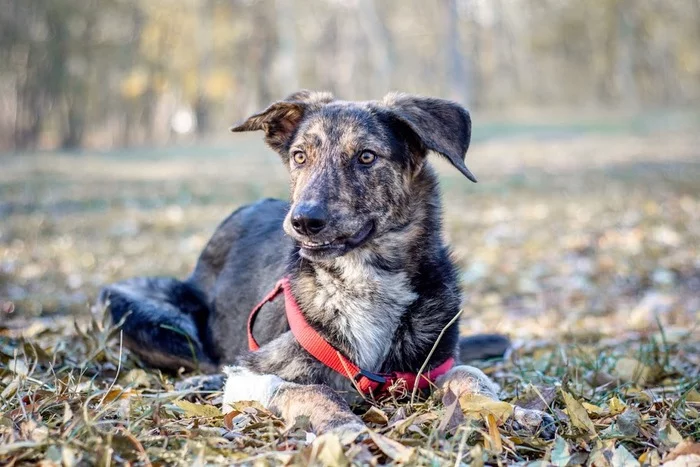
[611,444,640,467]
[685,389,700,404]
[582,402,606,416]
[608,397,627,415]
[459,393,514,424]
[223,410,242,430]
[561,390,597,435]
[361,406,389,425]
[550,436,572,467]
[311,433,348,467]
[485,413,502,454]
[438,390,465,433]
[174,400,222,418]
[658,421,683,448]
[514,385,557,412]
[367,430,415,463]
[665,439,700,462]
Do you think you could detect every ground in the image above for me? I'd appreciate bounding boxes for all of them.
[1,114,699,465]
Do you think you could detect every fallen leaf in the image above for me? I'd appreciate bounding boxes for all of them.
[685,389,700,404]
[174,400,222,418]
[664,439,700,462]
[608,397,627,415]
[7,358,29,376]
[223,410,242,430]
[582,402,606,416]
[438,389,465,433]
[102,387,134,403]
[550,435,572,467]
[367,430,415,463]
[611,444,640,467]
[361,406,388,425]
[311,433,348,467]
[658,421,683,448]
[459,393,514,424]
[616,408,641,437]
[637,449,660,465]
[514,385,557,412]
[561,390,597,435]
[485,414,502,454]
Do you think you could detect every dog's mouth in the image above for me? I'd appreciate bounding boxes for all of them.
[299,221,374,260]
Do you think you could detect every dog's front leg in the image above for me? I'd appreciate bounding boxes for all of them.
[436,365,555,439]
[222,366,364,434]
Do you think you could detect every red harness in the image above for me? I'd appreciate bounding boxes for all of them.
[247,277,455,396]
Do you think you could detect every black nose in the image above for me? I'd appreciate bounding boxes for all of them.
[291,203,328,236]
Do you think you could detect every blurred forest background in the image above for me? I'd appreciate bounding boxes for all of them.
[1,0,700,151]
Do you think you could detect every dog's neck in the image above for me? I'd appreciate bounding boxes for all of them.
[289,166,446,371]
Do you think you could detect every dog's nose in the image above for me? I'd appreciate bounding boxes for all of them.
[291,203,328,236]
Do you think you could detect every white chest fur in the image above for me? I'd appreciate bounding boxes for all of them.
[310,252,418,370]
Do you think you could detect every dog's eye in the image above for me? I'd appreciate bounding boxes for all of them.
[292,151,307,165]
[357,151,376,165]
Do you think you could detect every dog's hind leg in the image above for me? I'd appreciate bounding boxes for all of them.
[98,277,217,372]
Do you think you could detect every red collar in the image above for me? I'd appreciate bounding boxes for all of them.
[247,277,455,396]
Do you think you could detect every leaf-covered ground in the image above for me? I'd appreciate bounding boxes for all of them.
[1,121,699,465]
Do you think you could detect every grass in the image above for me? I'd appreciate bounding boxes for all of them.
[1,126,699,465]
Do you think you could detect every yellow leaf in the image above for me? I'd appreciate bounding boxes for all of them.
[582,402,606,416]
[459,394,514,424]
[561,391,597,435]
[608,397,627,415]
[102,387,134,403]
[686,389,700,403]
[658,421,683,448]
[174,400,222,418]
[485,413,503,454]
[311,433,349,467]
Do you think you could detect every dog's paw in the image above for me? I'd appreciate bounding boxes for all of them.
[175,374,226,393]
[436,365,501,400]
[509,406,556,440]
[222,366,283,412]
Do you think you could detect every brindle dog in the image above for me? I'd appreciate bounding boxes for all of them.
[99,91,554,438]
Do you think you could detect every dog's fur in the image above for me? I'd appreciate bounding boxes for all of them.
[99,91,553,437]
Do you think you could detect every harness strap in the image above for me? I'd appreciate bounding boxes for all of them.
[247,277,455,396]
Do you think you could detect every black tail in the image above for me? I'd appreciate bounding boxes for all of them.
[99,277,217,372]
[458,334,511,362]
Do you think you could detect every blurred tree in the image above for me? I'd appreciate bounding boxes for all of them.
[0,0,698,151]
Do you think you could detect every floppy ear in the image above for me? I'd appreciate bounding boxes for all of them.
[230,90,334,155]
[381,92,476,182]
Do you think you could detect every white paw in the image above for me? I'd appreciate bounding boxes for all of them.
[222,366,284,413]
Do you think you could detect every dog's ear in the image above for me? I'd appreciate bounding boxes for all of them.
[230,90,334,154]
[381,92,476,182]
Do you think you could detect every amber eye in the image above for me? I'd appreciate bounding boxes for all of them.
[292,151,307,165]
[358,151,376,165]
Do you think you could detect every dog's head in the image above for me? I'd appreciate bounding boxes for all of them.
[231,90,475,261]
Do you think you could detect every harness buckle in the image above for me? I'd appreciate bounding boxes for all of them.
[355,368,387,385]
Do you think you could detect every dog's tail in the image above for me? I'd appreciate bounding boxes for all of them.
[458,334,511,362]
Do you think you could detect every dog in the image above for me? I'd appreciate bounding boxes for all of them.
[99,91,554,437]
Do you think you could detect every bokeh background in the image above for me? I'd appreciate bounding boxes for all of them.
[1,0,698,342]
